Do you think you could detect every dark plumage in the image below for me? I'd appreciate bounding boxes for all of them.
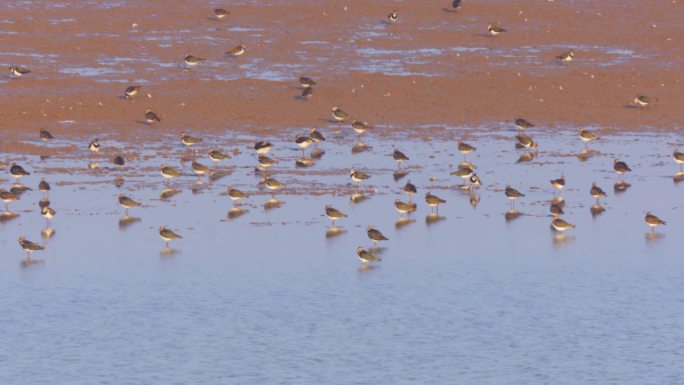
[299,77,316,88]
[613,159,631,175]
[124,85,141,99]
[18,236,44,258]
[309,128,325,142]
[10,163,30,178]
[40,129,54,141]
[145,109,161,123]
[515,118,534,130]
[357,247,381,263]
[214,8,231,19]
[367,226,389,243]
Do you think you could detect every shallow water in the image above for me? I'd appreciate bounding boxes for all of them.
[1,126,684,384]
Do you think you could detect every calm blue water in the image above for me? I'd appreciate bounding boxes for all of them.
[1,126,684,384]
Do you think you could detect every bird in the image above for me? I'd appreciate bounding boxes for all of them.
[469,174,482,187]
[590,182,607,203]
[9,65,31,77]
[9,163,30,179]
[160,165,181,180]
[332,107,350,122]
[0,189,19,210]
[392,149,409,168]
[551,218,575,232]
[208,149,231,163]
[515,134,538,150]
[124,85,141,99]
[226,44,246,57]
[39,129,54,141]
[515,118,534,130]
[325,205,347,226]
[214,8,231,19]
[487,23,506,36]
[18,236,44,259]
[451,165,473,179]
[403,180,417,197]
[89,138,101,152]
[578,128,600,146]
[254,141,273,155]
[295,135,314,155]
[299,77,316,88]
[159,226,182,248]
[227,188,249,205]
[458,142,476,159]
[556,49,575,62]
[113,155,125,168]
[118,194,141,215]
[633,95,652,107]
[41,206,55,223]
[387,10,398,23]
[257,154,278,170]
[38,179,50,195]
[613,159,631,179]
[505,186,524,208]
[191,161,210,179]
[357,247,381,263]
[425,192,446,213]
[351,120,369,135]
[350,168,370,183]
[673,149,684,170]
[184,54,205,66]
[394,199,414,216]
[144,109,161,123]
[180,132,203,147]
[309,128,325,143]
[367,226,389,245]
[263,175,284,196]
[645,212,666,231]
[550,175,565,192]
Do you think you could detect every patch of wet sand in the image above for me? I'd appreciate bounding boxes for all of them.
[1,0,683,154]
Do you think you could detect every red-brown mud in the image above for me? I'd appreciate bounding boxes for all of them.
[1,0,683,154]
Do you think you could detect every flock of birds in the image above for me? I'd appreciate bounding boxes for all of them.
[3,1,680,265]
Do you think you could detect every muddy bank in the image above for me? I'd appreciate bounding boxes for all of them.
[1,0,683,153]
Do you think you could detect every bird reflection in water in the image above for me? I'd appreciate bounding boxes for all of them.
[590,204,606,217]
[119,215,141,230]
[326,226,346,238]
[350,193,368,205]
[425,213,445,225]
[613,180,631,194]
[395,217,415,229]
[505,209,522,222]
[160,188,180,200]
[41,227,56,240]
[227,207,248,219]
[264,198,283,210]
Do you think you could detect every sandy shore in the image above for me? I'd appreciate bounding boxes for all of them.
[1,0,683,153]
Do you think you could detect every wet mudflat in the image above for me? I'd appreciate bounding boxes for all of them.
[1,126,684,384]
[3,0,684,383]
